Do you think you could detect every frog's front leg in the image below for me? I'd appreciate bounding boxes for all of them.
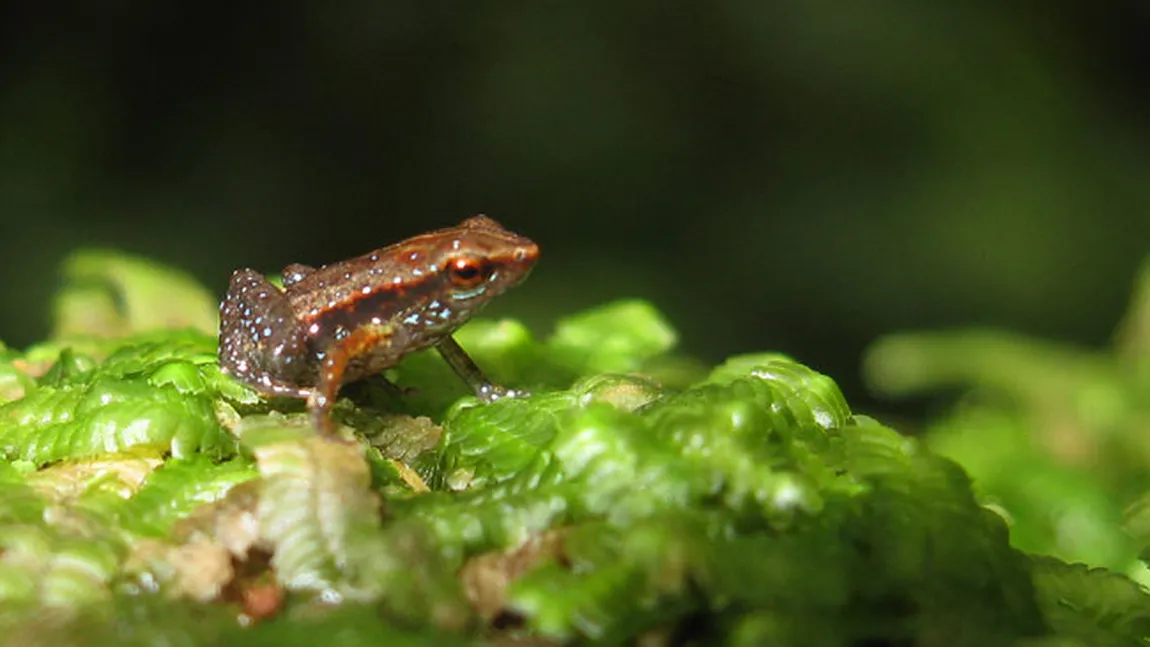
[218,269,316,400]
[435,336,530,402]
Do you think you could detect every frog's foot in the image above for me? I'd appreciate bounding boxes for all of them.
[308,392,339,437]
[474,383,530,403]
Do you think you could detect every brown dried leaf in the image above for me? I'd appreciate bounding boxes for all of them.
[460,530,567,622]
[125,480,267,603]
[170,539,236,602]
[364,413,443,463]
[391,458,430,492]
[172,479,264,559]
[125,538,233,602]
[27,452,165,503]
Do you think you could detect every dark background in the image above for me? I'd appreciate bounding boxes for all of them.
[2,2,1149,421]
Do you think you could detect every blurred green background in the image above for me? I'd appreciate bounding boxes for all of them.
[3,1,1149,420]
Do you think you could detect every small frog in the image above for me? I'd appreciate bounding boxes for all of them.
[218,215,539,435]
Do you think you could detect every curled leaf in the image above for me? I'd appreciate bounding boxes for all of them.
[249,428,384,598]
[546,300,677,376]
[52,249,219,338]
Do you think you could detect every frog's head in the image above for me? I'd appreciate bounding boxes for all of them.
[434,215,539,303]
[401,215,538,332]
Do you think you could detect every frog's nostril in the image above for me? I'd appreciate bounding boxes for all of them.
[513,244,539,263]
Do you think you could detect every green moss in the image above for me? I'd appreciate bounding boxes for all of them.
[0,248,1146,644]
[865,255,1150,582]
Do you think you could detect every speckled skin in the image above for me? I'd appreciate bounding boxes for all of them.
[218,215,539,434]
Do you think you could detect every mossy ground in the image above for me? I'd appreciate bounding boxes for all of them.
[1,250,1149,646]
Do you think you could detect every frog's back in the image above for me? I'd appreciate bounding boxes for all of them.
[284,244,426,323]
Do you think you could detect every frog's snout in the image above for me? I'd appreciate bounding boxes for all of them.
[513,241,540,265]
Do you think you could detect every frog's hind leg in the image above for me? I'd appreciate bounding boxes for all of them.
[218,269,315,400]
[307,324,393,436]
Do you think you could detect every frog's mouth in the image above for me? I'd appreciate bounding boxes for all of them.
[451,269,501,301]
[451,285,488,301]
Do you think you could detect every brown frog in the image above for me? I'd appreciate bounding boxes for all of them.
[217,215,539,435]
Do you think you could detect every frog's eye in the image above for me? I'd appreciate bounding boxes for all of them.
[447,256,492,290]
